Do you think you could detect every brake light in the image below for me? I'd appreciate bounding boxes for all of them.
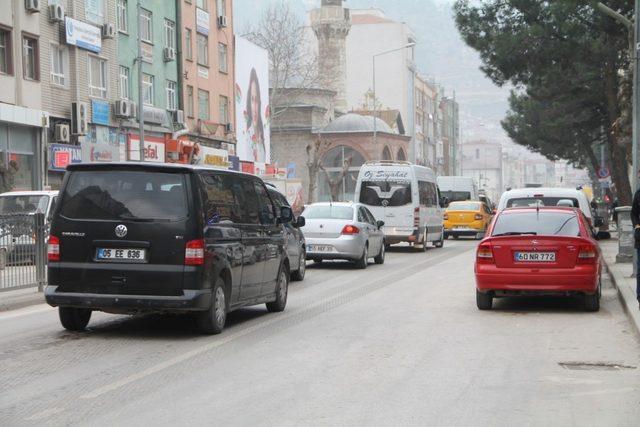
[474,213,483,220]
[48,236,60,262]
[577,244,597,264]
[185,239,205,265]
[341,225,360,235]
[414,207,420,227]
[476,243,494,264]
[443,213,449,220]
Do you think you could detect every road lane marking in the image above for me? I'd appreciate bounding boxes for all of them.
[0,304,52,321]
[81,246,473,400]
[564,387,636,397]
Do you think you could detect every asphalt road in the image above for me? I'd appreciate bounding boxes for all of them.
[1,239,639,426]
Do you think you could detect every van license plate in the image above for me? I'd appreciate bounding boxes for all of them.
[514,252,555,262]
[97,248,146,261]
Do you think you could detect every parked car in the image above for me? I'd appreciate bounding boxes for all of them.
[0,190,58,265]
[266,185,307,281]
[444,201,493,240]
[475,207,602,312]
[355,161,445,250]
[301,202,385,268]
[45,163,294,334]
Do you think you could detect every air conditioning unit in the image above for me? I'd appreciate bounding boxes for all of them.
[54,124,70,143]
[163,47,176,62]
[172,110,185,124]
[48,4,64,22]
[25,0,39,13]
[101,23,115,39]
[115,100,134,118]
[217,15,228,28]
[71,102,88,135]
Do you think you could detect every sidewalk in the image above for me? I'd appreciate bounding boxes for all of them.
[0,287,44,312]
[600,238,640,336]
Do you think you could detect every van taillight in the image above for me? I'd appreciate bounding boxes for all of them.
[577,245,597,264]
[414,207,420,227]
[341,225,360,235]
[48,236,60,262]
[185,239,205,265]
[476,244,494,264]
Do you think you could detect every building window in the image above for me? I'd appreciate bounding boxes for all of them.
[164,19,175,50]
[86,0,106,25]
[218,43,227,73]
[88,55,107,98]
[196,0,207,10]
[197,34,208,66]
[140,9,153,43]
[217,0,226,17]
[198,89,209,120]
[22,35,39,81]
[185,28,193,61]
[117,0,128,32]
[0,27,13,75]
[166,80,177,111]
[142,73,154,106]
[119,66,130,100]
[219,95,228,124]
[50,43,68,87]
[187,85,194,118]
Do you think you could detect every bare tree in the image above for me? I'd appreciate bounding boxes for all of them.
[320,153,353,202]
[305,135,328,204]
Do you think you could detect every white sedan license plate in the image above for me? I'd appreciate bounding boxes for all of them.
[97,248,146,261]
[308,244,333,253]
[515,251,555,262]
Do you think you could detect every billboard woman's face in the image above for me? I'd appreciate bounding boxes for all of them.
[250,82,260,122]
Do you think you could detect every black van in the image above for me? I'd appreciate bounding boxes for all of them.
[45,163,294,334]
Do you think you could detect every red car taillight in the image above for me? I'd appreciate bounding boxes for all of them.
[474,213,483,221]
[48,235,60,262]
[476,243,494,264]
[341,225,360,235]
[185,239,205,265]
[577,244,597,264]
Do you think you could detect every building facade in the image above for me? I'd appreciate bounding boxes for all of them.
[440,95,459,176]
[462,140,503,202]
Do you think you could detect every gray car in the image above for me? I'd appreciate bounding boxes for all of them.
[301,202,385,269]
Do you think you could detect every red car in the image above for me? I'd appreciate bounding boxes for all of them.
[475,207,601,311]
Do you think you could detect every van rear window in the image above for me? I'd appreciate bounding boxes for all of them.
[60,171,188,221]
[359,181,412,207]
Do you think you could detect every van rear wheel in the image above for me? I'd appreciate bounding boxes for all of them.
[197,279,227,335]
[59,307,92,331]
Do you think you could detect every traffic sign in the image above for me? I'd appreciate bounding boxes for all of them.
[597,167,610,179]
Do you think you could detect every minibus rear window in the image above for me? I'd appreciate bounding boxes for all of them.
[359,181,412,207]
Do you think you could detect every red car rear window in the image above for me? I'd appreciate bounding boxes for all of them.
[492,211,580,237]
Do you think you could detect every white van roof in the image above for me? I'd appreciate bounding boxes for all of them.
[498,187,591,218]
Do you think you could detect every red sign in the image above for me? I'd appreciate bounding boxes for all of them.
[266,164,276,175]
[240,161,254,174]
[54,151,71,169]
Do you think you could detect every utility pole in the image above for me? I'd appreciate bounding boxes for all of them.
[634,0,640,194]
[137,0,145,162]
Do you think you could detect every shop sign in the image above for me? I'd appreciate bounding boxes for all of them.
[65,17,101,53]
[129,137,166,163]
[196,146,229,168]
[228,155,240,171]
[254,162,266,176]
[91,100,110,126]
[142,106,169,125]
[81,142,119,163]
[49,144,82,171]
[196,8,210,35]
[287,163,296,178]
[198,66,209,79]
[240,161,254,174]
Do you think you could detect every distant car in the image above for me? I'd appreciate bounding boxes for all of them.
[475,207,602,312]
[267,186,307,281]
[301,202,385,269]
[443,201,493,240]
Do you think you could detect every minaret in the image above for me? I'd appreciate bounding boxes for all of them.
[310,0,351,113]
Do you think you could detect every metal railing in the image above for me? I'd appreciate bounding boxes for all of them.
[0,213,47,292]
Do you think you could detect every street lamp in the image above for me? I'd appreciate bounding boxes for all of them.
[372,42,416,149]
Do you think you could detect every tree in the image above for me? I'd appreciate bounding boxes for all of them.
[454,0,633,203]
[320,154,353,202]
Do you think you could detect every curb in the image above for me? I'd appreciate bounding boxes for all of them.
[602,258,640,338]
[0,290,45,312]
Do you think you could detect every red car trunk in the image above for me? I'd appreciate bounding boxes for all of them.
[489,236,587,269]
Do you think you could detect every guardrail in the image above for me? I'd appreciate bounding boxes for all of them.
[0,213,47,292]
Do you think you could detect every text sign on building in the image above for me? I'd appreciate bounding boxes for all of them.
[196,8,210,35]
[49,144,82,171]
[81,142,120,163]
[65,17,101,53]
[128,137,166,163]
[142,106,169,125]
[91,100,110,126]
[195,146,229,168]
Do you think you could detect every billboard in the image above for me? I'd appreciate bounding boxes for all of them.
[235,37,270,164]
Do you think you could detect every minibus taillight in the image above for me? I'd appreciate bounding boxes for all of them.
[185,239,205,265]
[48,236,60,262]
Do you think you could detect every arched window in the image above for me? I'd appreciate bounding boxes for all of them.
[382,146,392,161]
[397,148,407,161]
[319,146,366,202]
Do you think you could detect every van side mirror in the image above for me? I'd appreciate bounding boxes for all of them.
[294,216,306,228]
[376,220,385,229]
[439,197,449,208]
[278,206,294,224]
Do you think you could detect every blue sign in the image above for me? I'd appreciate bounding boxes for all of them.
[92,100,110,126]
[228,155,240,171]
[287,163,296,178]
[65,17,102,53]
[49,144,82,171]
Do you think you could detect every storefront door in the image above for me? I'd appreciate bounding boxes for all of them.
[0,124,40,192]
